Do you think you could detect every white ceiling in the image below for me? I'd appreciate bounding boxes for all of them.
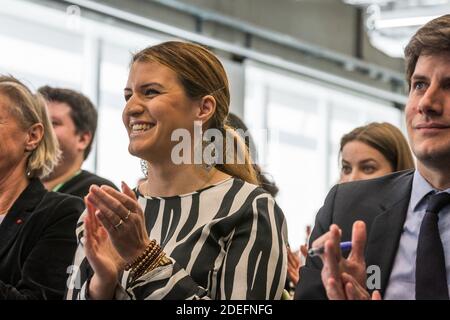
[343,0,450,57]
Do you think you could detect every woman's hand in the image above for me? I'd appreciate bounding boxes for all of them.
[84,198,125,299]
[86,182,151,264]
[287,244,308,285]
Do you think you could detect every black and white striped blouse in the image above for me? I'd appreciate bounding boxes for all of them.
[65,177,288,300]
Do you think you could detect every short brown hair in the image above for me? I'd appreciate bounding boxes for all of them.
[340,122,415,172]
[0,76,60,178]
[404,14,450,89]
[38,86,97,159]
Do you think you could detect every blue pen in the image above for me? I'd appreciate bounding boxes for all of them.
[308,241,352,257]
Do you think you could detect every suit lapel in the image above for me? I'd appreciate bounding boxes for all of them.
[0,179,46,257]
[365,172,414,296]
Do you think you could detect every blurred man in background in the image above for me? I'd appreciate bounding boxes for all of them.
[39,86,117,198]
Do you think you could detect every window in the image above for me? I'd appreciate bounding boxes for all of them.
[0,10,83,90]
[0,0,166,187]
[245,61,402,248]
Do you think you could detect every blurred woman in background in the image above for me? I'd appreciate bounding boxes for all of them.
[339,122,415,183]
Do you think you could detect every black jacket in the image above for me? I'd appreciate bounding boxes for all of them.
[0,178,84,299]
[58,170,117,199]
[295,170,414,299]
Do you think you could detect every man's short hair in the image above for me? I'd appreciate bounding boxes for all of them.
[404,14,450,89]
[38,86,97,160]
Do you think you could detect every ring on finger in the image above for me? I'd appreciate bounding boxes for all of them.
[124,210,131,221]
[114,219,124,230]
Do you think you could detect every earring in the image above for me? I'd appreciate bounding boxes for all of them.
[202,140,216,171]
[140,159,148,177]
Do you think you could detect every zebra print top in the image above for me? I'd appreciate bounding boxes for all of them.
[65,177,288,300]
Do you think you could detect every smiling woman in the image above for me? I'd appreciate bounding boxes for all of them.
[0,75,84,300]
[66,41,288,300]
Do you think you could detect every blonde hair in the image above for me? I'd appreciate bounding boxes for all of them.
[132,41,259,185]
[0,76,60,178]
[340,122,415,172]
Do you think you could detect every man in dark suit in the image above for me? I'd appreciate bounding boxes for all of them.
[295,14,450,300]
